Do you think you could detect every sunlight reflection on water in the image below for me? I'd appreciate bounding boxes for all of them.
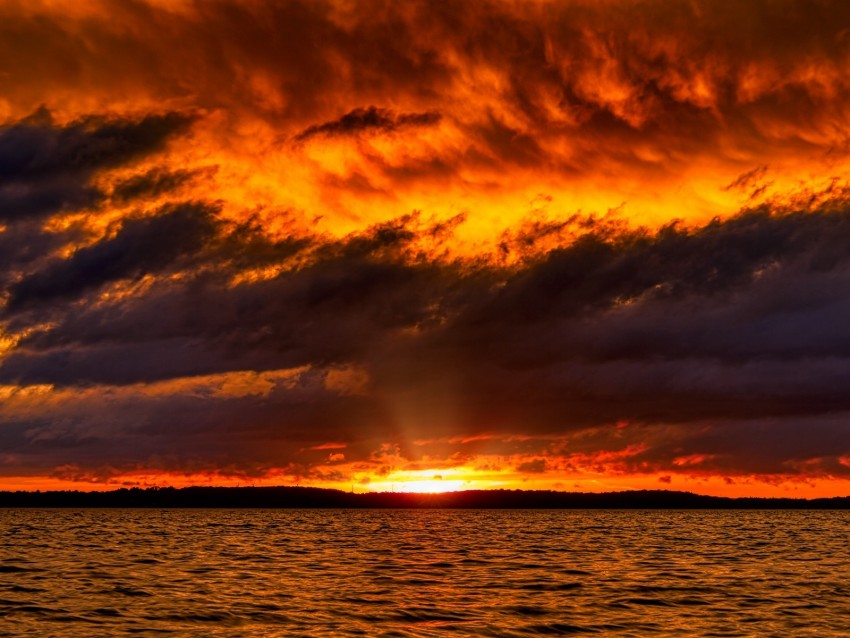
[1,509,849,636]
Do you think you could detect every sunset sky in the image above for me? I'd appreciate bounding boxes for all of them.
[3,0,850,496]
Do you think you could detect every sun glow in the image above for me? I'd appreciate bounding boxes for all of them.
[364,469,482,494]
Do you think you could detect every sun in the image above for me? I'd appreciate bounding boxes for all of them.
[392,479,468,494]
[365,469,471,494]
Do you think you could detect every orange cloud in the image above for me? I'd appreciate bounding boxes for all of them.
[3,0,850,250]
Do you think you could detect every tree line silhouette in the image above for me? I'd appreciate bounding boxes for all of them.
[1,486,848,508]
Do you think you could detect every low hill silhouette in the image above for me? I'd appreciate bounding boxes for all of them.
[0,486,848,508]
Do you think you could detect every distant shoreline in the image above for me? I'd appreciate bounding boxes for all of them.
[1,486,849,509]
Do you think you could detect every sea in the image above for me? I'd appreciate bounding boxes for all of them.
[1,509,848,636]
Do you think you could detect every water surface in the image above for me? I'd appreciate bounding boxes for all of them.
[1,509,848,636]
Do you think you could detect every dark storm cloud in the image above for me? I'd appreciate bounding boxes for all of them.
[7,201,850,429]
[0,221,87,279]
[295,106,441,142]
[5,202,219,312]
[366,203,850,445]
[0,110,192,182]
[0,366,390,479]
[541,413,850,479]
[0,340,277,387]
[0,176,102,220]
[2,216,466,384]
[463,204,850,347]
[111,167,209,203]
[7,203,850,479]
[0,110,194,221]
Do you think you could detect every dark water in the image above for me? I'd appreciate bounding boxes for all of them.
[1,510,849,636]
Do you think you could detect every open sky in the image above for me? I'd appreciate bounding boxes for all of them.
[2,0,850,496]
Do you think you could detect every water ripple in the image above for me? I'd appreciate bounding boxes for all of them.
[0,510,848,636]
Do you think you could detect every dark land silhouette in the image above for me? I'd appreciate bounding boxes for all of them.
[1,486,849,508]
